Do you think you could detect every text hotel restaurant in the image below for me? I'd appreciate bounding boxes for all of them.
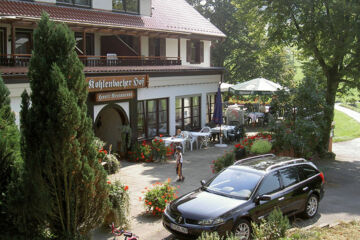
[0,0,225,152]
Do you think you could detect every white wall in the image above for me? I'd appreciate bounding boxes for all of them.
[166,38,178,58]
[92,0,112,11]
[138,74,221,135]
[94,32,101,56]
[140,36,149,57]
[7,83,31,126]
[35,0,56,3]
[140,0,152,16]
[181,38,211,67]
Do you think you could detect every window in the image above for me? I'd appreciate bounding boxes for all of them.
[279,167,299,188]
[57,0,91,7]
[15,30,32,54]
[113,0,139,14]
[207,168,262,199]
[0,28,6,55]
[137,98,169,139]
[257,172,281,196]
[207,94,215,123]
[176,96,201,131]
[149,38,166,57]
[75,32,94,55]
[186,40,204,64]
[299,165,319,181]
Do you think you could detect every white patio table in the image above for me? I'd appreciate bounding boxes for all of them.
[248,112,264,124]
[190,132,212,149]
[210,125,236,139]
[162,137,186,153]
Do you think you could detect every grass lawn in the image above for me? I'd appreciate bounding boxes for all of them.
[333,109,360,142]
[288,221,360,240]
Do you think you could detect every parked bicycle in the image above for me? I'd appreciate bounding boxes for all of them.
[110,222,139,240]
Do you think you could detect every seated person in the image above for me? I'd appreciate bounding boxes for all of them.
[174,128,183,138]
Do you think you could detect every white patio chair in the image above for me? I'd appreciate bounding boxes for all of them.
[200,126,211,133]
[182,131,197,151]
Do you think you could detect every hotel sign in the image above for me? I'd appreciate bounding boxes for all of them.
[86,75,148,92]
[95,90,134,102]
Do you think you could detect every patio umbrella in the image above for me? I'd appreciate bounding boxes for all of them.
[213,85,223,125]
[229,77,284,95]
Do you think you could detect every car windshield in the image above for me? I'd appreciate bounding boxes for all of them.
[206,167,262,199]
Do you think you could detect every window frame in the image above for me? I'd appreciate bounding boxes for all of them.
[74,32,95,55]
[56,0,92,8]
[0,27,6,55]
[176,96,201,131]
[137,98,169,140]
[256,171,282,196]
[15,29,33,55]
[279,167,300,188]
[186,39,204,64]
[112,0,140,15]
[207,93,216,123]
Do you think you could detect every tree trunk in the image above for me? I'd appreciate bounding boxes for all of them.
[321,73,339,153]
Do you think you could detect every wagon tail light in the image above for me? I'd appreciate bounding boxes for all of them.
[319,172,325,184]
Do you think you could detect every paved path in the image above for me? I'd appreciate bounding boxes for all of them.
[335,103,360,123]
[91,138,360,240]
[91,145,234,240]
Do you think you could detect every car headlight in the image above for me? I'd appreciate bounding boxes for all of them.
[212,217,224,225]
[198,217,224,225]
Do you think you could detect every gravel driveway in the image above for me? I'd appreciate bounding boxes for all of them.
[91,139,360,240]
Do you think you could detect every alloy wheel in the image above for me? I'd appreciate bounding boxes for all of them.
[234,222,250,240]
[306,195,318,217]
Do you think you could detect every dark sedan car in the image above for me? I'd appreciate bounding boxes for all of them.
[163,154,325,239]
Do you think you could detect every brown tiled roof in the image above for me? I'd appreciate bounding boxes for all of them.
[0,0,225,38]
[0,65,224,76]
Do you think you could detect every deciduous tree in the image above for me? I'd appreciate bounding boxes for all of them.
[236,0,360,152]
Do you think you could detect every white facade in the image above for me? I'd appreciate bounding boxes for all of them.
[138,74,220,135]
[92,0,112,11]
[34,0,151,15]
[7,83,31,126]
[165,38,178,58]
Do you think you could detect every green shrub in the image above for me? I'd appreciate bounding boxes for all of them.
[211,151,235,173]
[196,232,239,240]
[104,181,130,228]
[250,139,272,154]
[142,179,178,216]
[197,232,222,240]
[103,153,121,174]
[95,138,121,174]
[252,208,290,240]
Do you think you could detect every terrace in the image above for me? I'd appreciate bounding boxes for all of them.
[0,54,181,68]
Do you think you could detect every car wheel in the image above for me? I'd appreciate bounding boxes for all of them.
[303,194,319,218]
[234,219,251,240]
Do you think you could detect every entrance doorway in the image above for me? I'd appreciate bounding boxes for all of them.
[94,104,129,153]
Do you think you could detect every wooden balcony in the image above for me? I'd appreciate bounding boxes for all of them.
[0,54,182,67]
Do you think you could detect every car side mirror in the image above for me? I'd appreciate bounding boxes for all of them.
[200,180,206,186]
[255,195,271,203]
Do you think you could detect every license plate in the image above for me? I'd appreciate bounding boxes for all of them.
[170,223,188,234]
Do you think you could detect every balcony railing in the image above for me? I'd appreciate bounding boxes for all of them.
[0,54,182,67]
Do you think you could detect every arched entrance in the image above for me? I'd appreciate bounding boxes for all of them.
[94,104,129,153]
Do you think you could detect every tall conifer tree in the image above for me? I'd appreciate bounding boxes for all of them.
[21,13,109,238]
[0,75,23,235]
